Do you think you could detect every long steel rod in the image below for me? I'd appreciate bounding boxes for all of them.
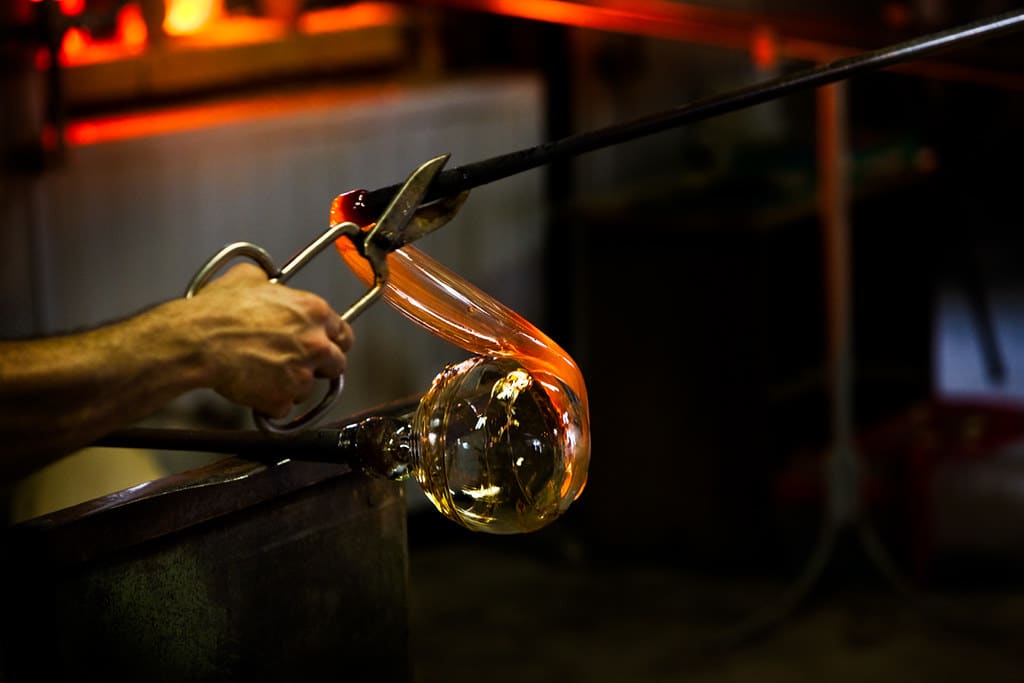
[96,394,422,458]
[95,427,352,462]
[360,8,1024,217]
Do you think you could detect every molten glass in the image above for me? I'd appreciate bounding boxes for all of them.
[331,190,590,533]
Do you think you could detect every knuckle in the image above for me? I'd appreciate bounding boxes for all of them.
[299,292,331,319]
[338,323,355,351]
[300,331,332,358]
[230,262,266,281]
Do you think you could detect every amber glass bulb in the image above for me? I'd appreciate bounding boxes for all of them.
[413,355,585,533]
[332,190,590,533]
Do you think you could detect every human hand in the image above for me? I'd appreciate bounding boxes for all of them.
[188,263,355,418]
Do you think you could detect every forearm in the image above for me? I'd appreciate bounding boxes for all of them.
[0,299,211,480]
[0,264,351,485]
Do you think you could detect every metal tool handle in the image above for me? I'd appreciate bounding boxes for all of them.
[184,229,361,435]
[185,241,281,297]
[255,225,388,433]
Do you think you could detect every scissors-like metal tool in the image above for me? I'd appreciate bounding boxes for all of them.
[185,153,462,435]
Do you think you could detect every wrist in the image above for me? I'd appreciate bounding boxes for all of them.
[136,297,218,394]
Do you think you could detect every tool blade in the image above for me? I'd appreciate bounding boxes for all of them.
[368,153,451,251]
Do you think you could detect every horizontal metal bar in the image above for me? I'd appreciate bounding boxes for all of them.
[95,427,352,463]
[95,395,423,462]
[356,8,1024,218]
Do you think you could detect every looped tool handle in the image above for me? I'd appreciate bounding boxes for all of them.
[185,222,367,435]
[184,153,450,435]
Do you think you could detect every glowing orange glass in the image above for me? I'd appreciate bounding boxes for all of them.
[331,190,590,533]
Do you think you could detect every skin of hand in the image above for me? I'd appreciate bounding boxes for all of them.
[0,263,353,483]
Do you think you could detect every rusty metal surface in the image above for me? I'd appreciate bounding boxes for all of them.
[0,457,410,682]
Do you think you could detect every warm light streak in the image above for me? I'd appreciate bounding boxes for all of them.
[65,100,282,146]
[487,0,614,27]
[299,2,402,34]
[65,85,407,146]
[428,0,750,50]
[68,122,100,145]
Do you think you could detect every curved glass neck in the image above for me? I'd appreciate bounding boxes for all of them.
[330,190,588,406]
